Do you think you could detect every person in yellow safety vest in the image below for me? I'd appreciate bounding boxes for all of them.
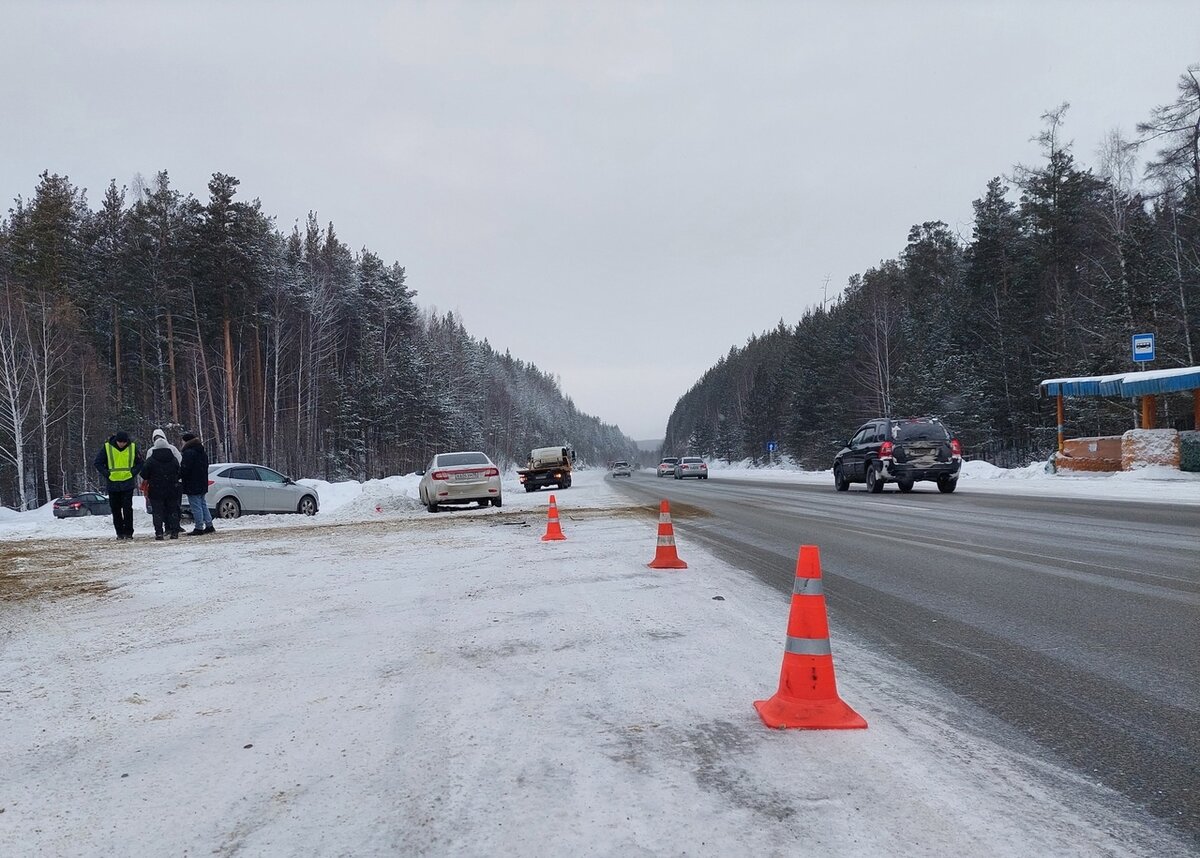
[92,430,144,540]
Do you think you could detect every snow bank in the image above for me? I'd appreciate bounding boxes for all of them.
[297,475,424,518]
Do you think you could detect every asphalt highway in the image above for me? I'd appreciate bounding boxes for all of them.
[609,471,1200,845]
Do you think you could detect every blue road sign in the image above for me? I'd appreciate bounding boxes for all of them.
[1131,333,1155,363]
[766,440,778,452]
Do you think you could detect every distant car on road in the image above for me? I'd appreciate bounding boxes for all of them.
[610,461,632,477]
[656,457,680,478]
[197,464,321,519]
[833,417,961,493]
[53,493,110,518]
[418,451,503,512]
[673,457,708,479]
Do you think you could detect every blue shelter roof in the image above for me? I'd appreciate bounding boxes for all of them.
[1040,366,1200,398]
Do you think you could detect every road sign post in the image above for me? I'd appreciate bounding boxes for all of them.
[1131,333,1157,428]
[1131,333,1155,363]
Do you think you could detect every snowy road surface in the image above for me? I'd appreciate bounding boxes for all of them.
[1,470,1194,856]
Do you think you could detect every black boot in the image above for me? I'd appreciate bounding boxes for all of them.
[155,533,164,541]
[203,524,216,534]
[186,528,204,536]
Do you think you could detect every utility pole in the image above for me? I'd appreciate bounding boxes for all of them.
[822,274,831,309]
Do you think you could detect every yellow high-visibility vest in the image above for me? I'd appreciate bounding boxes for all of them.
[105,442,136,483]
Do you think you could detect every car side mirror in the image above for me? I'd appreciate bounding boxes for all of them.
[284,476,294,485]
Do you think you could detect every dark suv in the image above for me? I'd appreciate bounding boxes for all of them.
[833,417,961,493]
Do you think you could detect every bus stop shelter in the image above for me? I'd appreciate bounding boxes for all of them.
[1040,365,1200,454]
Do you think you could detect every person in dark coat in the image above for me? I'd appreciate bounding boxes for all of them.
[140,435,182,540]
[179,432,215,535]
[93,431,143,539]
[141,428,182,521]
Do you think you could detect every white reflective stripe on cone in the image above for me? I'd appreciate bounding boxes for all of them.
[792,578,824,596]
[784,636,833,656]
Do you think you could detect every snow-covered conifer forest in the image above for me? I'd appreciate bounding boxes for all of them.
[0,172,637,510]
[664,70,1200,467]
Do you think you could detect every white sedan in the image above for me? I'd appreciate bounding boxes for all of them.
[418,451,503,512]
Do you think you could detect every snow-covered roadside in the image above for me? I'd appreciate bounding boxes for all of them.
[0,471,1188,856]
[684,458,1200,505]
[0,468,630,543]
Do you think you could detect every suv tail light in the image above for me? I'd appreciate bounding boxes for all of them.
[431,470,449,481]
[879,441,894,458]
[950,438,962,457]
[484,467,500,477]
[207,480,215,487]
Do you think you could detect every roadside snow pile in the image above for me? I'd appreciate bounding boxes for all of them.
[959,460,1048,480]
[299,475,424,518]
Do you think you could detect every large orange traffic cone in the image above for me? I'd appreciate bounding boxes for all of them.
[754,545,866,729]
[647,500,687,569]
[541,494,567,541]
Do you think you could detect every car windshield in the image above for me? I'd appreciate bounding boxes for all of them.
[894,421,950,442]
[437,452,490,467]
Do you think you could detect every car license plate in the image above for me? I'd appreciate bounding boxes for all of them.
[453,471,481,482]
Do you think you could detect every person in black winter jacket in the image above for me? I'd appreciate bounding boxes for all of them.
[140,436,182,540]
[93,431,143,539]
[179,432,215,535]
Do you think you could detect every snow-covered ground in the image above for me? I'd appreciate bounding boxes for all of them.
[686,457,1200,505]
[1,470,1191,856]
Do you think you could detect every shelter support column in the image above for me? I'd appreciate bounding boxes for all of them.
[1194,388,1200,430]
[1056,393,1064,454]
[1141,395,1157,430]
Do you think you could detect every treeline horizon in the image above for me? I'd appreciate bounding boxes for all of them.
[664,67,1200,468]
[0,172,637,510]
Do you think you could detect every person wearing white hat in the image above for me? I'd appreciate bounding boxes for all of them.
[142,429,183,532]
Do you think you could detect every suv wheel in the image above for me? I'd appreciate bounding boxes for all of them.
[897,479,915,493]
[833,464,849,492]
[937,476,957,494]
[865,462,884,493]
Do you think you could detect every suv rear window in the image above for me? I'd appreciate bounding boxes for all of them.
[893,420,950,442]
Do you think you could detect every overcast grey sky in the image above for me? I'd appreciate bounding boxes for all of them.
[2,1,1197,439]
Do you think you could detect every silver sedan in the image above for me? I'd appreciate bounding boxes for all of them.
[418,451,503,512]
[205,464,320,519]
[673,457,708,479]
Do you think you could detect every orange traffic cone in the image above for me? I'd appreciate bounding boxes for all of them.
[754,545,867,729]
[541,494,566,541]
[647,500,687,569]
